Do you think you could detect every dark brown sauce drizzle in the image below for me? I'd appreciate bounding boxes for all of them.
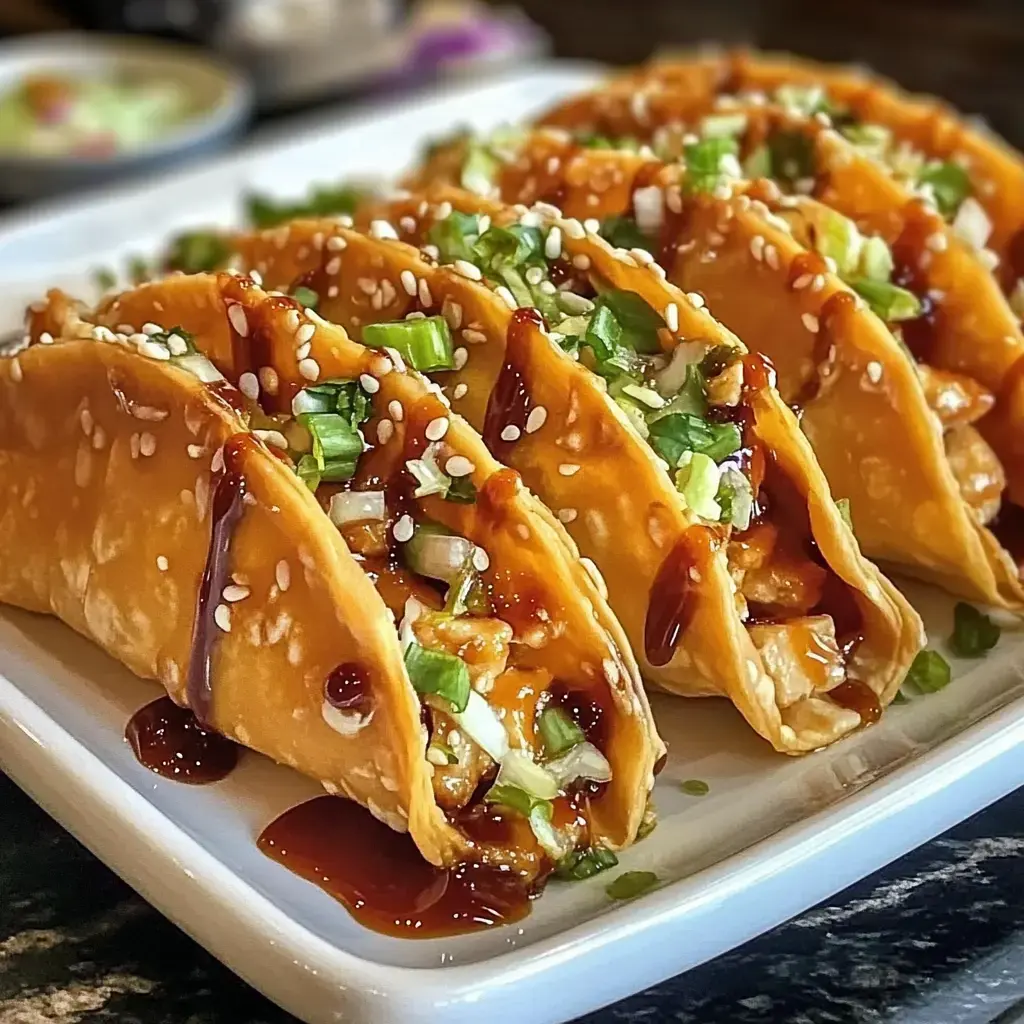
[828,681,882,725]
[792,291,855,410]
[126,696,239,784]
[644,525,721,666]
[891,202,943,364]
[325,662,373,717]
[483,307,544,460]
[186,433,251,726]
[257,796,533,938]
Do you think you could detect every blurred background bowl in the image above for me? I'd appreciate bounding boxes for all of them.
[0,32,252,203]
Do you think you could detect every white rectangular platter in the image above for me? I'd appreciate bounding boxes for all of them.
[1,62,1024,1024]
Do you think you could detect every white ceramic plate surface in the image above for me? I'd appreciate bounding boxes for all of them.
[1,63,1023,1024]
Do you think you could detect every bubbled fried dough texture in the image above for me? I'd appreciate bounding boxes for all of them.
[238,194,920,752]
[92,272,661,846]
[0,338,460,867]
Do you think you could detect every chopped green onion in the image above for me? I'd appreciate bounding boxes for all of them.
[473,224,544,272]
[538,707,585,758]
[858,235,894,283]
[428,211,481,264]
[291,286,319,309]
[742,143,772,180]
[298,412,365,482]
[403,523,475,583]
[404,641,471,712]
[497,749,560,800]
[93,266,117,292]
[407,444,452,498]
[903,649,951,694]
[446,476,477,504]
[675,451,722,520]
[774,84,828,116]
[648,413,740,469]
[606,870,658,900]
[949,602,1001,658]
[700,113,748,139]
[918,161,971,219]
[836,497,854,532]
[555,845,619,881]
[165,230,231,274]
[636,803,657,841]
[684,136,739,193]
[841,123,892,159]
[716,466,754,531]
[362,316,455,372]
[294,378,371,428]
[601,216,654,252]
[653,360,708,411]
[850,278,922,322]
[296,453,321,492]
[680,779,709,796]
[768,131,815,185]
[811,208,863,278]
[444,565,487,616]
[428,740,459,765]
[245,184,363,229]
[461,143,499,196]
[592,289,665,354]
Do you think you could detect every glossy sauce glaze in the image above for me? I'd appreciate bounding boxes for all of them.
[257,796,533,937]
[325,662,374,718]
[185,433,251,726]
[791,290,856,410]
[125,696,239,783]
[828,680,883,724]
[483,307,544,461]
[891,202,944,364]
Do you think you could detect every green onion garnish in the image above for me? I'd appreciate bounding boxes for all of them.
[675,451,723,521]
[850,278,922,322]
[700,113,748,139]
[555,845,619,881]
[538,707,585,758]
[245,184,363,229]
[429,740,459,765]
[841,123,892,159]
[94,266,117,292]
[858,235,894,283]
[446,476,477,504]
[742,143,772,180]
[404,641,471,712]
[165,230,231,274]
[473,224,545,272]
[949,602,1001,658]
[428,211,481,264]
[903,649,951,693]
[461,143,499,196]
[294,378,371,428]
[298,412,365,482]
[362,316,455,372]
[485,784,566,859]
[680,779,709,796]
[716,466,754,531]
[684,136,739,193]
[636,804,657,841]
[647,413,741,469]
[601,216,654,252]
[606,870,658,901]
[297,454,321,492]
[291,286,319,309]
[917,162,971,219]
[593,290,665,354]
[767,131,815,185]
[811,208,864,278]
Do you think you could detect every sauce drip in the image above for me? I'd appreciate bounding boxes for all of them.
[325,662,373,716]
[792,291,855,409]
[186,434,251,726]
[125,696,238,784]
[483,307,544,460]
[891,203,943,363]
[786,250,828,289]
[258,796,532,938]
[990,501,1024,575]
[545,681,609,751]
[828,680,882,725]
[644,525,720,666]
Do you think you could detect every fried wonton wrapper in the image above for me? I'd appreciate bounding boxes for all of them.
[223,189,922,753]
[534,62,1024,517]
[12,282,661,875]
[409,125,1024,605]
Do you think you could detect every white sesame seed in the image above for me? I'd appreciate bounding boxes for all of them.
[580,556,608,599]
[325,256,342,276]
[400,216,417,234]
[558,508,578,523]
[294,323,315,347]
[370,219,398,241]
[211,447,225,474]
[418,278,433,306]
[142,322,162,336]
[764,244,781,270]
[299,358,320,381]
[383,400,402,424]
[812,274,826,292]
[453,382,468,400]
[453,346,468,370]
[801,313,820,333]
[583,217,601,234]
[630,248,655,266]
[296,342,312,361]
[381,279,397,306]
[544,226,563,260]
[327,235,347,251]
[92,426,106,450]
[443,299,463,329]
[9,357,23,382]
[270,561,289,594]
[400,270,417,296]
[792,273,813,290]
[445,455,474,477]
[572,253,592,271]
[501,424,522,442]
[239,371,260,400]
[140,341,171,361]
[377,419,394,444]
[405,310,426,320]
[130,433,141,460]
[436,201,454,220]
[223,584,250,602]
[472,547,490,572]
[558,463,581,476]
[612,249,639,267]
[140,432,157,457]
[359,372,380,393]
[228,304,249,337]
[187,444,204,459]
[156,555,169,571]
[394,514,415,543]
[525,266,544,286]
[254,429,288,450]
[563,218,586,240]
[926,231,949,253]
[128,333,150,346]
[866,360,883,384]
[422,244,440,261]
[357,278,377,296]
[495,285,517,309]
[80,408,94,436]
[166,333,188,356]
[425,416,449,441]
[453,260,482,281]
[214,604,232,632]
[665,303,680,332]
[259,366,279,395]
[750,235,765,261]
[525,406,548,434]
[462,329,488,345]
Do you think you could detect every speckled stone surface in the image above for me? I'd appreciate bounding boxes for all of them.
[2,772,1023,1024]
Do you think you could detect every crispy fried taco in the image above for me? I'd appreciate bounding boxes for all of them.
[535,57,1024,520]
[5,278,662,878]
[215,189,922,753]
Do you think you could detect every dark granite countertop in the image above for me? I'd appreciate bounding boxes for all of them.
[2,769,1023,1023]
